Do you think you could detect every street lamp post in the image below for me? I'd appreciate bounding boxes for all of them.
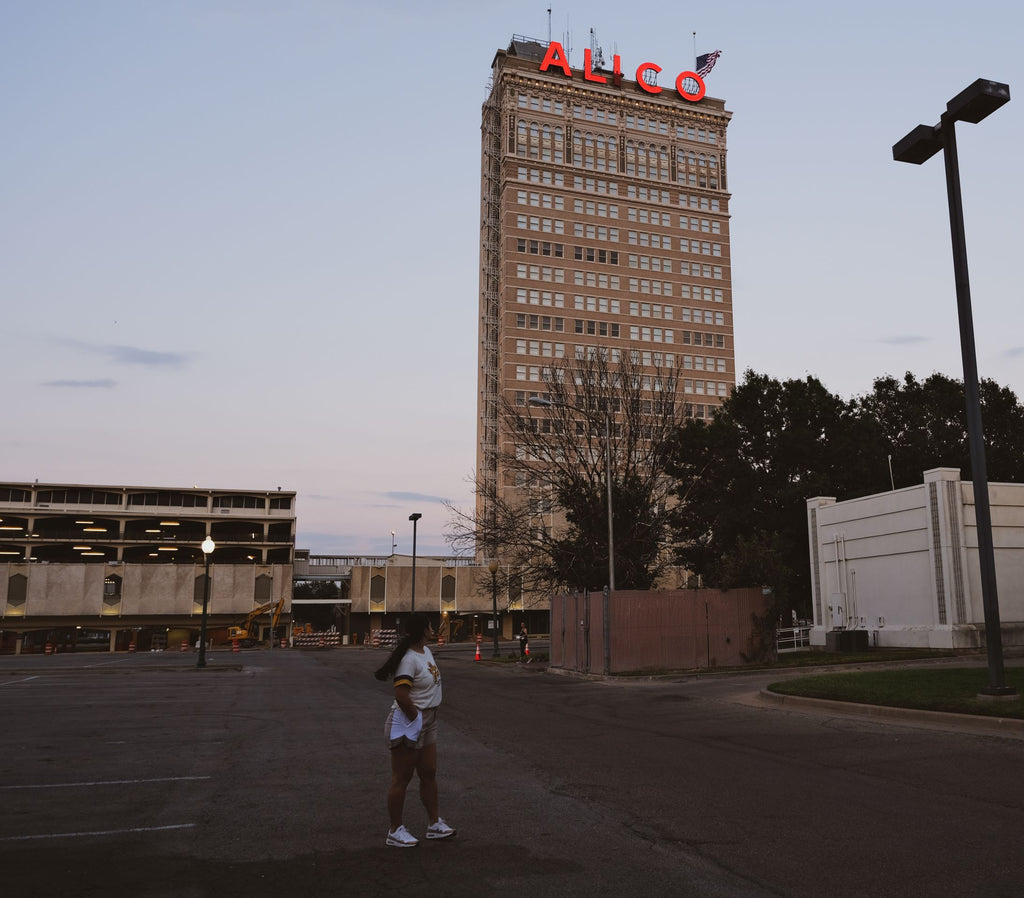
[488,560,500,657]
[197,535,215,669]
[408,513,422,615]
[893,78,1015,697]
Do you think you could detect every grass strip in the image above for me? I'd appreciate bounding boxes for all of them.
[768,667,1024,718]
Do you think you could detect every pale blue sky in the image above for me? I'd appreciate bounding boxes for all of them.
[2,1,1022,556]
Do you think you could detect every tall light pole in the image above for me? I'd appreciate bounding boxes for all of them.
[408,513,421,615]
[197,535,215,669]
[893,78,1015,697]
[528,397,615,592]
[488,560,501,657]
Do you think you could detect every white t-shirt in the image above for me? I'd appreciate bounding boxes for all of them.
[391,646,442,710]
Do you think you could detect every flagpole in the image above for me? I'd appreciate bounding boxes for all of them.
[692,32,697,69]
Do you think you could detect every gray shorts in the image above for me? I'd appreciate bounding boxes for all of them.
[385,706,439,750]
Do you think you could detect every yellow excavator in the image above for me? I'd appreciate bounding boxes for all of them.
[228,599,284,646]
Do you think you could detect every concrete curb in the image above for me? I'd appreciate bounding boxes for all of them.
[758,688,1024,737]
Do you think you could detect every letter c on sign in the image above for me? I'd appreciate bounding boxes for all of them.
[635,63,662,94]
[675,71,706,102]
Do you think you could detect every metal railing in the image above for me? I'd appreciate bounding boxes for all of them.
[776,625,812,654]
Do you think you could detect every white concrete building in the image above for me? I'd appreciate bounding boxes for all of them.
[807,468,1024,650]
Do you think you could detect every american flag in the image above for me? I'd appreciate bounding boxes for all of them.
[695,50,721,78]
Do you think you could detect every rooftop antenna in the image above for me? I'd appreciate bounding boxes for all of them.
[590,27,605,70]
[563,14,572,66]
[547,7,552,43]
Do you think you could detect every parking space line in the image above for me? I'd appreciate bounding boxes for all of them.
[1,776,211,791]
[0,823,195,842]
[0,676,39,687]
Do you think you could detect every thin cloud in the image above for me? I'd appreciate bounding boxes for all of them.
[876,335,931,346]
[59,338,190,369]
[42,378,117,389]
[1004,346,1024,358]
[381,491,449,504]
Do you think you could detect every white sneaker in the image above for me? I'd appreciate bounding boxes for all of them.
[386,825,419,848]
[425,818,456,840]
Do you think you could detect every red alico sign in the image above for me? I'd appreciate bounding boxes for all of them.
[538,41,706,102]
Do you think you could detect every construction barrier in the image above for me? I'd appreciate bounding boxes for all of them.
[372,629,398,649]
[232,640,240,653]
[280,638,287,649]
[293,632,342,648]
[181,640,188,652]
[129,642,136,653]
[44,642,53,655]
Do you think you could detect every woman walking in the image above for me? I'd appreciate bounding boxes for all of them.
[374,614,456,848]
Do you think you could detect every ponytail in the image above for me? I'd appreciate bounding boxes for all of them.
[374,613,431,681]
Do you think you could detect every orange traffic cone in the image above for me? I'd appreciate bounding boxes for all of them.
[474,642,481,661]
[525,644,530,656]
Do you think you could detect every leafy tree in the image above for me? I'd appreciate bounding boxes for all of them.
[667,371,883,616]
[446,351,687,595]
[859,372,1024,487]
[668,369,1024,619]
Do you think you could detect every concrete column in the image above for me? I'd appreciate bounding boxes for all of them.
[806,497,836,632]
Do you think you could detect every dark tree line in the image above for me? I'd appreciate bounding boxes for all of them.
[668,370,1024,616]
[446,361,1024,614]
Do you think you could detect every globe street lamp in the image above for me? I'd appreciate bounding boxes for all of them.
[408,513,422,615]
[488,560,501,657]
[892,79,1015,697]
[197,535,215,669]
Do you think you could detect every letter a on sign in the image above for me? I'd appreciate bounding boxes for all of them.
[539,41,572,77]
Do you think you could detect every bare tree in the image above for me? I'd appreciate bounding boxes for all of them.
[446,350,688,597]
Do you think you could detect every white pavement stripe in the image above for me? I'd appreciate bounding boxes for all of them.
[0,824,195,842]
[0,776,211,791]
[0,676,39,687]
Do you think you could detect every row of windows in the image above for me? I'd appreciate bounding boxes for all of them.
[628,208,672,225]
[518,220,729,260]
[682,331,727,348]
[679,240,724,257]
[517,239,564,257]
[36,489,123,505]
[683,307,727,325]
[514,121,725,187]
[516,264,570,284]
[686,381,729,397]
[682,356,729,372]
[630,326,675,344]
[516,190,565,210]
[573,198,619,218]
[574,319,620,337]
[517,167,565,187]
[574,246,619,264]
[577,175,617,195]
[680,287,726,305]
[515,340,566,358]
[516,214,565,234]
[683,217,723,234]
[514,289,729,312]
[516,314,564,331]
[517,93,722,146]
[518,94,566,115]
[573,223,619,241]
[628,254,672,272]
[513,167,727,215]
[510,299,727,329]
[572,103,617,124]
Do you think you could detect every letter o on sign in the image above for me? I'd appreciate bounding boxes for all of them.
[675,71,706,102]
